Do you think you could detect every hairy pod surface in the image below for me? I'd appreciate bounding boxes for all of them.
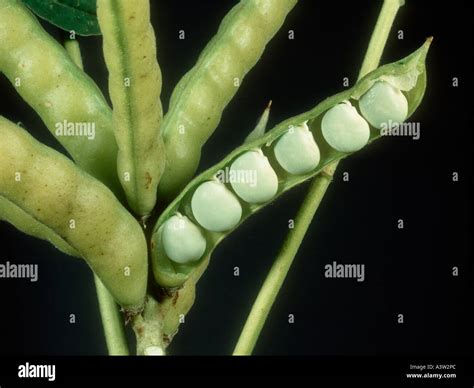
[98,0,166,216]
[157,0,298,199]
[151,41,431,289]
[0,0,121,191]
[0,117,147,310]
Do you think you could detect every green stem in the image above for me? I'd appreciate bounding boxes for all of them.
[233,0,404,356]
[233,165,336,355]
[358,0,405,79]
[64,39,130,356]
[94,275,130,355]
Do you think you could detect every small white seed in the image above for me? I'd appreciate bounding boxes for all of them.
[274,122,320,174]
[191,180,242,232]
[321,101,370,152]
[161,214,206,264]
[229,149,278,204]
[359,80,408,129]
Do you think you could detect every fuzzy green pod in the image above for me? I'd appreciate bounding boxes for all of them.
[359,80,408,129]
[0,0,119,191]
[0,116,147,311]
[274,122,320,174]
[151,40,431,289]
[191,180,242,232]
[229,150,279,204]
[321,101,370,152]
[158,0,298,199]
[97,0,166,216]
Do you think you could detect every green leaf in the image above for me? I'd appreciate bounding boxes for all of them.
[23,0,100,36]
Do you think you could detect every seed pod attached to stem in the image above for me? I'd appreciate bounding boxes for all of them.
[98,0,166,216]
[152,40,431,289]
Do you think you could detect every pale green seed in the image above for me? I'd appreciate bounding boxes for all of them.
[191,180,242,232]
[321,101,370,152]
[359,80,408,129]
[274,122,320,174]
[162,214,206,264]
[229,149,278,204]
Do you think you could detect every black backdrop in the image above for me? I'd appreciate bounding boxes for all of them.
[0,0,472,359]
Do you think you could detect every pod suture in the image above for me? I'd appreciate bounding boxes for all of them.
[98,0,166,216]
[152,40,430,289]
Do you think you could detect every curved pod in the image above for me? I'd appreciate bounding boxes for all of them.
[151,40,431,289]
[0,0,119,191]
[0,117,147,311]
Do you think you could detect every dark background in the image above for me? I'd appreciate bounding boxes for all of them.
[0,0,472,358]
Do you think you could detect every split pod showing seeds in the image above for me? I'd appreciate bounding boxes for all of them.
[152,40,431,289]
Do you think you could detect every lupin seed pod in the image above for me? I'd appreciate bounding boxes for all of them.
[321,101,370,152]
[358,80,408,129]
[0,117,148,311]
[274,122,320,174]
[97,0,166,216]
[0,0,120,191]
[157,0,298,199]
[152,40,431,289]
[191,180,242,232]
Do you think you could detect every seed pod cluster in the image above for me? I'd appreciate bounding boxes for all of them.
[0,117,148,311]
[151,41,430,288]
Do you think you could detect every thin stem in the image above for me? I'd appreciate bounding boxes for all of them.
[94,275,130,355]
[233,0,404,356]
[358,0,405,80]
[233,165,336,355]
[64,39,130,356]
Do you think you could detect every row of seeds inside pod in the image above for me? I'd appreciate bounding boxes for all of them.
[162,81,409,264]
